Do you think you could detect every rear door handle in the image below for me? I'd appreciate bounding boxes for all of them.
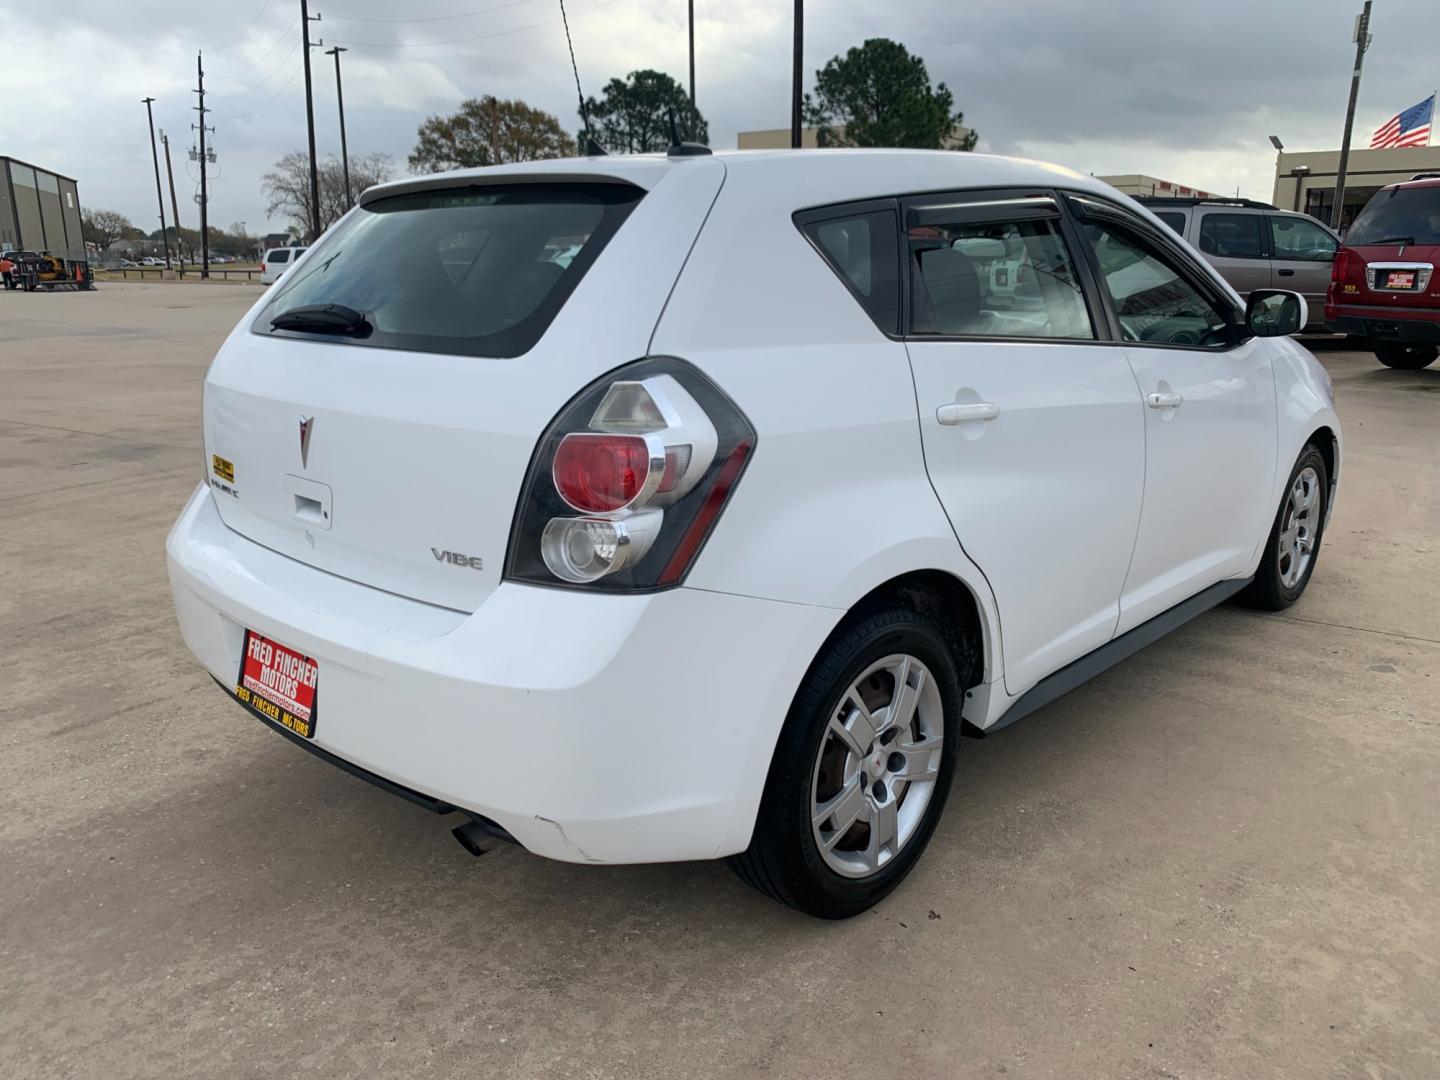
[1277,268,1296,277]
[1147,391,1184,409]
[936,401,1001,425]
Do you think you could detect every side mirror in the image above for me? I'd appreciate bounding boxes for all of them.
[1246,289,1307,337]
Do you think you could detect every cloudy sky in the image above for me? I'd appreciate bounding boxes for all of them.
[2,0,1434,235]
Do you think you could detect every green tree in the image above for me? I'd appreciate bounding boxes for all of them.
[409,96,572,173]
[804,38,976,150]
[581,69,707,154]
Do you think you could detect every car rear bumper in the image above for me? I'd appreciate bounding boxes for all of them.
[166,484,838,864]
[1324,303,1440,343]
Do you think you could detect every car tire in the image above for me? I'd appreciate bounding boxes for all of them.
[1373,342,1439,369]
[729,606,964,919]
[1240,445,1329,611]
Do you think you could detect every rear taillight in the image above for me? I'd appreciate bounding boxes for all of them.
[1332,248,1355,284]
[506,357,755,592]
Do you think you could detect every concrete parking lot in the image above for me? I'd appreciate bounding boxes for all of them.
[2,283,1437,1079]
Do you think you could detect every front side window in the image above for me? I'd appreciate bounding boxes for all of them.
[1198,212,1266,259]
[256,183,642,358]
[1269,216,1336,261]
[908,216,1093,340]
[800,209,900,334]
[1082,220,1231,349]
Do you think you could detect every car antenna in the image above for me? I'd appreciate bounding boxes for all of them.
[558,0,606,156]
[666,106,713,158]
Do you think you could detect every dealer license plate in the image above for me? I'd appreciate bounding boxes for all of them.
[234,630,319,739]
[1385,270,1416,290]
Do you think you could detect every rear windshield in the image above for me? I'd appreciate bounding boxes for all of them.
[254,183,643,358]
[1347,186,1440,246]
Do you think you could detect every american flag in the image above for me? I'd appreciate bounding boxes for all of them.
[1370,95,1435,149]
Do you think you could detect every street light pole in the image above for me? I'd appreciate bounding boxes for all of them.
[790,0,802,148]
[142,97,171,270]
[1333,0,1373,231]
[160,130,184,274]
[687,0,695,137]
[325,46,352,207]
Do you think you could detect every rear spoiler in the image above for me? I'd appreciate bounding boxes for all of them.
[358,157,686,209]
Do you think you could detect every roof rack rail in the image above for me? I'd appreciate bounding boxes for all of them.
[1135,195,1279,210]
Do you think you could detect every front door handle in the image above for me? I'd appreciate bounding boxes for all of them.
[1147,391,1184,409]
[937,401,1001,425]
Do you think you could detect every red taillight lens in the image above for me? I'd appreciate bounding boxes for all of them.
[1332,247,1355,284]
[506,357,755,592]
[553,433,654,513]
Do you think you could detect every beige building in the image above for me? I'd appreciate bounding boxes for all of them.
[1272,145,1440,229]
[737,125,974,150]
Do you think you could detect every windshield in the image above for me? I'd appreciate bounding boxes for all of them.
[1347,186,1440,246]
[255,183,643,358]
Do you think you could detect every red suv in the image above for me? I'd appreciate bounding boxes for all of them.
[1326,177,1440,369]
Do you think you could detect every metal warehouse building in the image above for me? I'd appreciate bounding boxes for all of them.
[0,156,84,259]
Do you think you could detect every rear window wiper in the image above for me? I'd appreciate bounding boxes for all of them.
[270,303,373,338]
[1366,236,1415,246]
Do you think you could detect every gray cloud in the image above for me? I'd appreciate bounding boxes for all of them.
[3,0,1432,232]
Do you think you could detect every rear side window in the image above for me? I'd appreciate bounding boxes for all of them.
[1347,186,1440,245]
[1153,211,1186,235]
[1269,216,1337,261]
[255,183,643,358]
[908,215,1094,340]
[267,250,290,264]
[1198,213,1266,258]
[799,209,900,334]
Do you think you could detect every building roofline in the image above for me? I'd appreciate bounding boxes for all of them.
[0,155,79,184]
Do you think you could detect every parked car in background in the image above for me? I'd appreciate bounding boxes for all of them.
[260,246,307,285]
[167,153,1340,918]
[1325,176,1440,369]
[1137,197,1338,329]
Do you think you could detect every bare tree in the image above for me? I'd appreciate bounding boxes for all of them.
[81,208,137,250]
[261,152,395,235]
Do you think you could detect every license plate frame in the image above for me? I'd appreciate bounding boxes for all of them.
[234,629,319,739]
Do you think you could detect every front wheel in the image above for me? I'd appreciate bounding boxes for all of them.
[729,607,964,919]
[1374,342,1438,369]
[1241,445,1329,611]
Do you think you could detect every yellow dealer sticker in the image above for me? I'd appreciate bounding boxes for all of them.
[212,454,235,483]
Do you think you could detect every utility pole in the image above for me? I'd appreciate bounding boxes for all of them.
[790,0,802,148]
[193,51,214,278]
[160,130,184,275]
[1333,0,1373,231]
[301,0,323,242]
[142,97,172,270]
[687,0,695,137]
[325,45,352,207]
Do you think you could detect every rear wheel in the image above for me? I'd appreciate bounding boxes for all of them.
[1373,342,1438,369]
[1240,445,1328,611]
[729,607,963,919]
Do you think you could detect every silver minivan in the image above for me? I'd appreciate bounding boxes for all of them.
[1138,197,1338,328]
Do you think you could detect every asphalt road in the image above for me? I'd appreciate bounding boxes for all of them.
[3,283,1437,1080]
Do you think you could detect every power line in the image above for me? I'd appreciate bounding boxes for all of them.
[326,0,625,49]
[222,0,280,48]
[208,14,301,78]
[206,38,302,98]
[219,61,304,121]
[325,0,539,24]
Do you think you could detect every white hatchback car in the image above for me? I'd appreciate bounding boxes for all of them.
[168,150,1340,918]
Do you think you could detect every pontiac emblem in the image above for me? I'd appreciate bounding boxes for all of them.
[298,415,314,468]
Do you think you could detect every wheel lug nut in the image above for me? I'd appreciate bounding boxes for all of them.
[872,780,886,800]
[888,751,905,773]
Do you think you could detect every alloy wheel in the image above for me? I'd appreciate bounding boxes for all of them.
[810,653,944,879]
[1278,465,1321,589]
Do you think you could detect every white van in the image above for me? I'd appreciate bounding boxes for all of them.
[260,246,307,285]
